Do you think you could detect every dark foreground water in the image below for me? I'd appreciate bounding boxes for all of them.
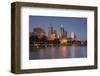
[29,46,87,60]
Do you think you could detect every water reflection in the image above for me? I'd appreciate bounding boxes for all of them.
[50,47,55,58]
[70,46,76,58]
[39,48,44,59]
[59,46,68,58]
[29,46,87,60]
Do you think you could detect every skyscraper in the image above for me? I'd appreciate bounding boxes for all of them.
[71,32,77,40]
[64,31,67,38]
[60,24,64,35]
[53,30,57,38]
[60,24,67,38]
[48,25,53,37]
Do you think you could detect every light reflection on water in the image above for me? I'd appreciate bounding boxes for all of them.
[29,46,87,60]
[59,46,67,58]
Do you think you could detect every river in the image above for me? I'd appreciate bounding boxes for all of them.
[29,45,87,60]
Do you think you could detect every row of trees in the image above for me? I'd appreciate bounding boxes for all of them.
[30,35,87,47]
[29,35,60,45]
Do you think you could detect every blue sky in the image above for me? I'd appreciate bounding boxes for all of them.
[29,15,87,40]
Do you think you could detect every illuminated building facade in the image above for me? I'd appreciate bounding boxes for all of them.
[53,30,57,38]
[48,25,58,40]
[48,25,53,37]
[71,32,77,40]
[60,24,67,38]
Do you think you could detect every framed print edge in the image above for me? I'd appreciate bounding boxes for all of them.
[94,7,98,69]
[11,2,98,74]
[11,2,21,74]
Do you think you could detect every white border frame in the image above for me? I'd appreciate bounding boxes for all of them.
[21,7,95,69]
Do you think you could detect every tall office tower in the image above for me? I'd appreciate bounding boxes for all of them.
[64,31,67,38]
[60,24,65,38]
[48,25,53,37]
[53,30,57,38]
[71,32,77,40]
[60,24,64,35]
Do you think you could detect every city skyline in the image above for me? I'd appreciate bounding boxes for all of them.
[29,16,87,40]
[30,25,76,40]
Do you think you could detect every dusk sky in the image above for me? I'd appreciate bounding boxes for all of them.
[29,16,87,40]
